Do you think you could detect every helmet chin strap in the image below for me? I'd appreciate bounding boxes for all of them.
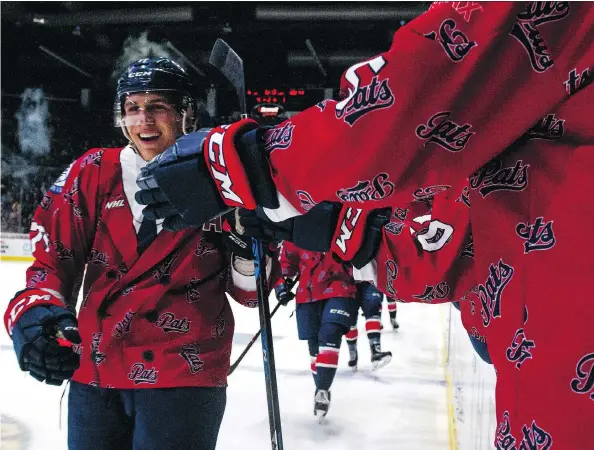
[181,108,196,135]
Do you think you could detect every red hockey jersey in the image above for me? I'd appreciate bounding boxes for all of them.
[7,146,261,389]
[264,2,594,449]
[277,241,356,303]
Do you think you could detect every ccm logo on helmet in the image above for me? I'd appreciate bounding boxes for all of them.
[335,208,363,254]
[207,128,244,205]
[128,71,152,78]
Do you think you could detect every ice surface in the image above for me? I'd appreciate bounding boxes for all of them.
[0,261,449,449]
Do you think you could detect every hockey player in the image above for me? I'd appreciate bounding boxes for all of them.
[274,241,358,421]
[345,281,392,371]
[3,58,271,450]
[136,3,594,448]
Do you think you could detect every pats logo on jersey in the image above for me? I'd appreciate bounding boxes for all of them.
[385,260,398,297]
[89,248,109,267]
[211,309,227,340]
[80,150,103,168]
[90,332,106,365]
[516,216,556,253]
[516,1,570,26]
[424,19,477,62]
[264,122,295,152]
[564,67,592,96]
[112,311,134,338]
[296,190,317,212]
[180,343,205,374]
[26,269,48,288]
[456,186,471,208]
[335,56,394,126]
[470,159,529,198]
[336,173,395,203]
[184,277,201,303]
[412,281,450,302]
[478,259,514,327]
[54,240,75,260]
[155,312,191,333]
[495,411,552,450]
[128,363,158,385]
[570,352,594,400]
[511,0,569,76]
[416,112,474,152]
[526,114,564,140]
[153,250,180,284]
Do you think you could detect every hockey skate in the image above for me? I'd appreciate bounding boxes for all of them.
[314,389,331,423]
[347,344,358,372]
[390,316,400,330]
[371,344,392,371]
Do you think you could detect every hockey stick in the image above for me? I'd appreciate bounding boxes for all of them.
[208,39,284,450]
[229,300,283,375]
[229,276,299,375]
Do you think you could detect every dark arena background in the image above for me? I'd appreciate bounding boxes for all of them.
[1,2,429,233]
[1,3,498,450]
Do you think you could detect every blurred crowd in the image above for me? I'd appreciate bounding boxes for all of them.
[1,99,123,233]
[1,94,225,233]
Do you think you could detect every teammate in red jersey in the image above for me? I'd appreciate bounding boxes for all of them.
[3,58,273,450]
[274,241,358,421]
[137,3,594,448]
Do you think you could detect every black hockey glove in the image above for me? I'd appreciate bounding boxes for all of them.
[238,202,342,252]
[238,202,389,269]
[274,281,296,306]
[136,122,279,232]
[135,129,226,232]
[9,295,81,386]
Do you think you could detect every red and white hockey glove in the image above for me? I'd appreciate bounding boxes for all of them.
[136,120,280,231]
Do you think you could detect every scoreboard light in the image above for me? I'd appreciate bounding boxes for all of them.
[246,88,307,105]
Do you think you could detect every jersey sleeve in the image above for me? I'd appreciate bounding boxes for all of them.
[353,179,477,305]
[25,149,104,307]
[277,241,301,282]
[268,2,593,211]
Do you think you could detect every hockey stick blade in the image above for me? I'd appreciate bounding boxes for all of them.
[209,39,247,115]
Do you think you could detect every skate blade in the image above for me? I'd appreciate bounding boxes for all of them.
[372,355,392,371]
[316,412,328,425]
[351,365,358,373]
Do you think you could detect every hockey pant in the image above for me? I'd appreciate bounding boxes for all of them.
[296,297,357,391]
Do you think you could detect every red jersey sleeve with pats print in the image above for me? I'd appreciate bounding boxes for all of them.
[268,2,593,212]
[25,150,103,305]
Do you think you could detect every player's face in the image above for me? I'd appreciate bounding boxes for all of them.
[123,92,183,160]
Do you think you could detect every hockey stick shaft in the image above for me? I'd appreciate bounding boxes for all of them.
[208,38,283,450]
[253,240,283,450]
[229,276,299,375]
[229,300,283,375]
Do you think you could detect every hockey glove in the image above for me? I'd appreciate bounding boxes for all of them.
[274,281,296,306]
[136,120,279,231]
[5,289,81,386]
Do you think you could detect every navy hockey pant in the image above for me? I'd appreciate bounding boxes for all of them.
[68,381,226,450]
[296,297,357,391]
[345,283,383,348]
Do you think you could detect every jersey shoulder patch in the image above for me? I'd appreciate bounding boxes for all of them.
[49,161,76,194]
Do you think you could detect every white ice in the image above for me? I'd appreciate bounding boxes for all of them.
[1,261,450,449]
